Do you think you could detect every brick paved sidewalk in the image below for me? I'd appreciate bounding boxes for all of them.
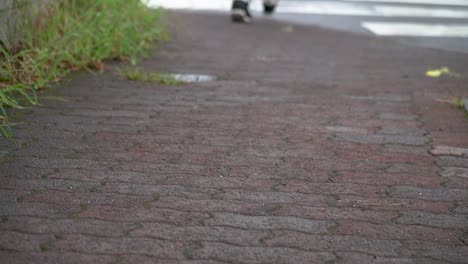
[1,12,468,264]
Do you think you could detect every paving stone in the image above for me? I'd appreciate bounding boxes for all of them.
[379,113,418,121]
[215,189,330,206]
[439,167,468,178]
[337,119,420,130]
[383,144,429,154]
[335,252,443,264]
[278,181,388,197]
[54,235,185,259]
[390,186,468,202]
[335,148,433,165]
[335,133,428,146]
[454,205,468,214]
[118,255,228,264]
[75,206,211,225]
[0,202,80,219]
[335,220,463,245]
[335,196,453,214]
[151,196,273,215]
[0,231,55,251]
[377,127,427,136]
[161,175,276,191]
[0,216,129,237]
[47,169,168,184]
[206,213,333,234]
[14,157,115,171]
[431,133,468,149]
[0,251,115,264]
[271,205,400,224]
[398,241,468,263]
[22,189,150,208]
[346,94,411,102]
[131,224,267,246]
[192,242,336,264]
[431,145,468,157]
[325,126,369,134]
[385,163,439,176]
[396,211,467,229]
[265,232,402,256]
[436,157,468,168]
[333,172,441,188]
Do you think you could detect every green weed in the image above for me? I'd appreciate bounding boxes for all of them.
[120,67,186,86]
[436,97,468,119]
[39,239,55,251]
[450,97,465,109]
[67,204,89,219]
[183,240,203,260]
[437,97,465,109]
[0,0,167,139]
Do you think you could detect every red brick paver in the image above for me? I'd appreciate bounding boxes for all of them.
[1,12,468,263]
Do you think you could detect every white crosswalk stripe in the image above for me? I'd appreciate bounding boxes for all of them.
[362,22,468,37]
[354,0,468,37]
[277,1,468,18]
[344,0,468,7]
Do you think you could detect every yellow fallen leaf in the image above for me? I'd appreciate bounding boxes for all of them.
[426,67,460,78]
[426,70,443,77]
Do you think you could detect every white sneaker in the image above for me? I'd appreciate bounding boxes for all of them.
[231,0,252,23]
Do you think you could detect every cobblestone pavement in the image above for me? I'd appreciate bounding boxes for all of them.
[1,12,468,264]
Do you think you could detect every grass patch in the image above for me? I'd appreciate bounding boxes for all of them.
[120,67,186,85]
[0,0,167,139]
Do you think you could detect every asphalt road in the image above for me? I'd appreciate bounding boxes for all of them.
[147,0,468,54]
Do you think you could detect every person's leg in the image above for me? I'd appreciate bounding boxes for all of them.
[231,0,252,23]
[263,0,279,14]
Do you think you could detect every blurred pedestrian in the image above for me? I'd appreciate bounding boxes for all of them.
[231,0,279,23]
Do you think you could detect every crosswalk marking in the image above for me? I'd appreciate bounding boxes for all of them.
[145,0,468,38]
[374,5,468,18]
[278,2,468,18]
[344,0,468,7]
[362,22,468,37]
[147,0,468,18]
